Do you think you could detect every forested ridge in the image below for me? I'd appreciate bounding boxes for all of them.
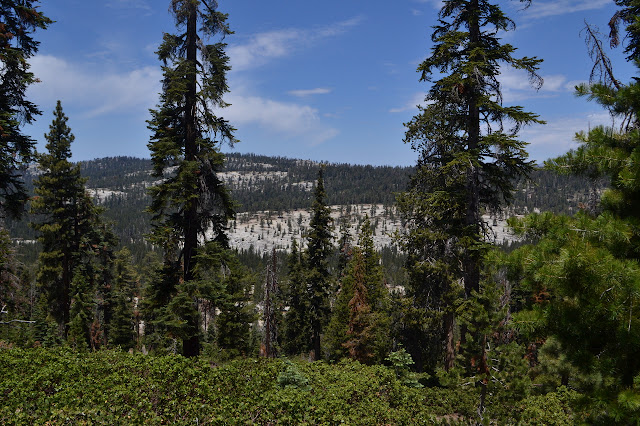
[6,153,604,245]
[2,0,640,424]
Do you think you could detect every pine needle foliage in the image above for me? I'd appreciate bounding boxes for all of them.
[146,0,237,357]
[0,0,51,218]
[304,167,333,360]
[30,102,115,339]
[506,3,640,420]
[397,0,541,372]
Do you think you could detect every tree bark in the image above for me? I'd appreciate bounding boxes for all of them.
[182,0,200,358]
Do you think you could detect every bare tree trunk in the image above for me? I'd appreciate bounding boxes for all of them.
[182,0,200,358]
[444,310,455,371]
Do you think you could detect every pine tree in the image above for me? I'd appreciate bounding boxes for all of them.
[281,239,310,356]
[305,167,333,360]
[109,247,138,350]
[262,247,279,358]
[30,101,103,338]
[146,0,236,358]
[397,0,540,371]
[343,249,374,364]
[506,2,640,419]
[0,0,51,218]
[326,218,391,363]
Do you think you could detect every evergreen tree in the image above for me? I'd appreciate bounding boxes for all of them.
[507,2,640,420]
[0,0,51,218]
[262,248,279,358]
[343,249,374,364]
[30,101,109,338]
[281,239,310,356]
[194,241,255,359]
[397,0,540,371]
[146,0,236,357]
[305,167,333,360]
[109,247,139,350]
[326,218,391,363]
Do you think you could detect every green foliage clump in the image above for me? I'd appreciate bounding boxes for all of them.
[386,346,423,388]
[277,359,311,391]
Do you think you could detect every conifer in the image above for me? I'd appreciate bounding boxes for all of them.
[146,0,236,357]
[282,239,311,355]
[305,167,333,360]
[31,101,114,339]
[0,0,51,218]
[397,0,540,372]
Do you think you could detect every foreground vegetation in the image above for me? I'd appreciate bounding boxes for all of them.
[0,346,584,425]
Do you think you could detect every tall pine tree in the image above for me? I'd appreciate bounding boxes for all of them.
[0,0,51,218]
[31,101,106,338]
[305,167,333,360]
[146,0,236,357]
[397,0,541,371]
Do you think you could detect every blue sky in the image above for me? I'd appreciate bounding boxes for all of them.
[25,0,633,166]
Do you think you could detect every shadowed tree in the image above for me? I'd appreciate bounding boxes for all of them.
[0,0,51,218]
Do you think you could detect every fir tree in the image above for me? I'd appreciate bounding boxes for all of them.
[397,0,540,372]
[305,167,333,360]
[109,247,138,350]
[343,249,374,364]
[146,0,236,357]
[326,218,391,363]
[262,248,279,358]
[30,101,112,338]
[0,0,51,218]
[281,239,310,356]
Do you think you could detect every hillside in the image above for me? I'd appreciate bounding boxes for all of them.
[6,153,605,259]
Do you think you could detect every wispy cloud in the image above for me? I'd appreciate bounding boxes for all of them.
[522,0,611,19]
[288,88,332,97]
[521,111,612,162]
[499,67,578,103]
[28,55,161,118]
[28,54,338,148]
[224,93,339,146]
[228,17,363,71]
[414,0,443,9]
[390,92,428,113]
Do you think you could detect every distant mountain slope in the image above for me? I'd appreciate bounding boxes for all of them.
[6,153,606,261]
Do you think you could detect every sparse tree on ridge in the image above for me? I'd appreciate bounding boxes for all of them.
[146,0,236,357]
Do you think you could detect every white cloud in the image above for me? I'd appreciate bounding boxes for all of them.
[414,0,443,9]
[521,111,612,161]
[224,93,339,146]
[288,88,332,97]
[499,66,578,103]
[228,17,363,71]
[28,55,338,147]
[390,92,428,113]
[523,0,611,19]
[28,55,161,118]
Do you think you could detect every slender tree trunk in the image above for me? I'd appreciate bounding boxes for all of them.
[444,310,455,371]
[182,1,200,358]
[464,0,482,299]
[312,327,321,361]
